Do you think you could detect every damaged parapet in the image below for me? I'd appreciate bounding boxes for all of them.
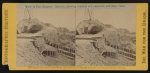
[104,31,136,60]
[31,37,58,57]
[29,24,76,59]
[42,28,75,59]
[92,36,118,59]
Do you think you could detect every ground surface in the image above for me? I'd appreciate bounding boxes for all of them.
[16,34,135,66]
[76,39,136,66]
[17,38,74,66]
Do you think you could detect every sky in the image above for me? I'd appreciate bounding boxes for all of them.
[17,3,136,32]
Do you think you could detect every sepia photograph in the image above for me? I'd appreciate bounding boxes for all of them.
[75,4,136,66]
[16,4,136,66]
[16,4,76,66]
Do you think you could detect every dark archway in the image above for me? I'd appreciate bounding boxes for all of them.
[27,24,43,33]
[88,25,103,34]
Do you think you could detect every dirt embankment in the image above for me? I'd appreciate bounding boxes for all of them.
[17,39,74,66]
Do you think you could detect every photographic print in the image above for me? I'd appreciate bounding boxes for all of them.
[75,4,136,66]
[2,3,148,70]
[16,4,76,66]
[16,4,136,66]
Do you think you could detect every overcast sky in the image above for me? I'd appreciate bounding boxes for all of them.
[17,3,136,32]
